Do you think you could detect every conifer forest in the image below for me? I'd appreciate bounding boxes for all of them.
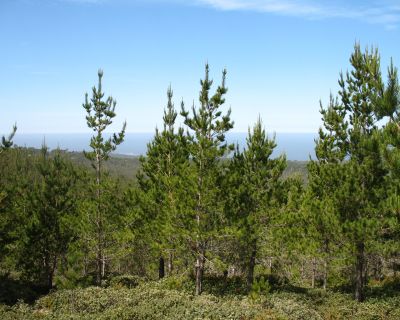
[1,44,400,319]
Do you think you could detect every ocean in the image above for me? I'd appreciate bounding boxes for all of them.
[12,132,317,161]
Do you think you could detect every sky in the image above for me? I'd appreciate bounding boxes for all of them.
[1,0,400,134]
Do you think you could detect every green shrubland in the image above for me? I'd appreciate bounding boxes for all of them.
[1,277,400,319]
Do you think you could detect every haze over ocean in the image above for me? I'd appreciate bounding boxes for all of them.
[12,133,316,161]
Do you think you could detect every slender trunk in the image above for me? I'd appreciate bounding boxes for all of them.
[96,150,103,286]
[167,251,173,276]
[323,239,329,290]
[355,241,365,302]
[195,159,204,296]
[83,245,89,277]
[247,242,257,291]
[48,274,53,290]
[159,256,165,279]
[102,255,106,278]
[48,258,56,290]
[300,259,305,280]
[44,253,57,290]
[195,248,205,295]
[323,258,328,290]
[311,257,317,289]
[96,246,102,285]
[44,256,55,290]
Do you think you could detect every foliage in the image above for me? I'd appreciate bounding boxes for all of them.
[136,86,190,279]
[180,64,234,295]
[82,69,127,285]
[225,117,286,289]
[0,123,17,153]
[1,282,399,319]
[308,44,392,301]
[18,146,79,289]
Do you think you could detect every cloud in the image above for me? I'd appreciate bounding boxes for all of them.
[194,0,400,29]
[53,0,400,29]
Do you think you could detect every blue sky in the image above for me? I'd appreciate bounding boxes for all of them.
[1,0,400,133]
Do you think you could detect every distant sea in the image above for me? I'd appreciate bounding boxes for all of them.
[12,133,317,161]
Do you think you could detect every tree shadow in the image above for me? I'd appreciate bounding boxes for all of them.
[0,274,49,305]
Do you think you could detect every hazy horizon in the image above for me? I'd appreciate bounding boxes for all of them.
[11,132,317,161]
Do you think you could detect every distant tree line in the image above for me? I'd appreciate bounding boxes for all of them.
[0,44,399,302]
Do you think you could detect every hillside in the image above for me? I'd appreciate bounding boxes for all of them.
[69,150,308,182]
[20,148,308,182]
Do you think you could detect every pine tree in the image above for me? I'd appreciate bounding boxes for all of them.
[82,69,126,285]
[375,60,400,276]
[181,64,234,295]
[137,86,189,278]
[303,161,341,289]
[303,96,346,289]
[227,117,286,290]
[315,44,387,301]
[19,147,78,289]
[0,123,17,218]
[0,147,33,267]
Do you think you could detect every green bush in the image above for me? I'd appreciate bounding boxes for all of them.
[0,281,399,319]
[0,284,272,319]
[250,276,271,300]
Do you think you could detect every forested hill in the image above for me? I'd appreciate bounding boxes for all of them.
[18,147,308,182]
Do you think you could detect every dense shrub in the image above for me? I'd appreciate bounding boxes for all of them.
[0,281,399,319]
[0,284,274,319]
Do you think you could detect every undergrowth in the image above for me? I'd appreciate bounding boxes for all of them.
[0,275,399,319]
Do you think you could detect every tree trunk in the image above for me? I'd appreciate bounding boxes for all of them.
[168,251,173,276]
[102,254,106,278]
[83,245,89,277]
[47,268,54,290]
[355,241,365,302]
[247,243,257,291]
[96,247,102,285]
[159,256,165,279]
[323,258,328,290]
[95,149,103,286]
[45,256,56,290]
[195,249,205,295]
[323,240,329,290]
[364,259,369,287]
[311,257,317,289]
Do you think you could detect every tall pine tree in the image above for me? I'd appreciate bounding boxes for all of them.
[315,44,387,301]
[181,64,234,295]
[137,86,189,278]
[227,117,286,290]
[375,60,400,277]
[82,69,126,285]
